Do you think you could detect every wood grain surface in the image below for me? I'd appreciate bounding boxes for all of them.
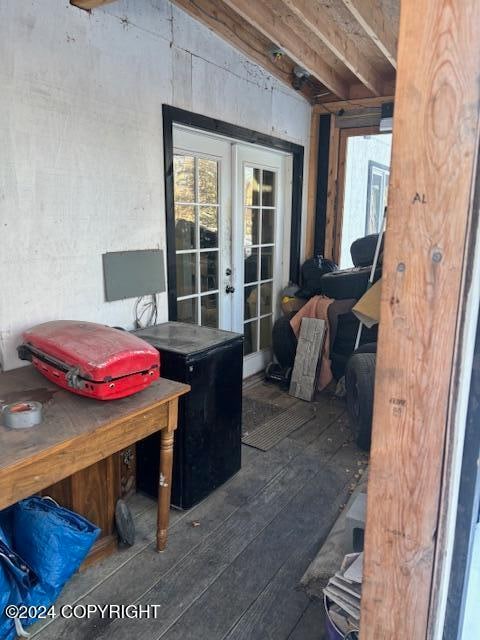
[0,366,189,510]
[222,0,349,98]
[282,0,385,95]
[360,1,480,638]
[342,0,398,68]
[305,109,320,259]
[289,318,326,402]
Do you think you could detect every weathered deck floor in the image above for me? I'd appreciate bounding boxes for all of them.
[31,381,367,640]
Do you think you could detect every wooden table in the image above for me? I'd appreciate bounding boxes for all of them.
[0,366,189,559]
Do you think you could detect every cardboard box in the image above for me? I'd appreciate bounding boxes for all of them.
[352,279,382,328]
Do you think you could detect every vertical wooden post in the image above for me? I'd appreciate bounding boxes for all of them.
[323,114,339,261]
[305,109,320,259]
[360,1,480,638]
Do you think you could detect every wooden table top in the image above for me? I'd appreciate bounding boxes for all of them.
[0,366,189,472]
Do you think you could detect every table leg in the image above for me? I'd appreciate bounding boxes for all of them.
[157,426,175,552]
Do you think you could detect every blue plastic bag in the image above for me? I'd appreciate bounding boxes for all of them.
[14,497,100,597]
[0,536,38,640]
[0,555,12,639]
[0,507,15,549]
[0,497,100,636]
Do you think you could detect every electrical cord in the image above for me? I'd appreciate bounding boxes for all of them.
[134,294,158,329]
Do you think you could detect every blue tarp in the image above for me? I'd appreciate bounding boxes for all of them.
[0,497,100,639]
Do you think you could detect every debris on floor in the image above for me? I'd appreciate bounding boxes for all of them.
[300,473,368,598]
[323,552,363,637]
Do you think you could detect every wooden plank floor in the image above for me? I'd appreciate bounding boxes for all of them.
[31,381,368,640]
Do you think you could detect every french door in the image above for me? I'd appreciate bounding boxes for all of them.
[173,127,233,330]
[232,145,289,377]
[172,126,291,377]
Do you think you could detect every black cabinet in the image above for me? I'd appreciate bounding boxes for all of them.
[134,322,243,509]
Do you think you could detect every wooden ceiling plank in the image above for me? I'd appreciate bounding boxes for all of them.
[342,0,398,68]
[170,0,317,102]
[70,0,117,9]
[280,0,384,96]
[348,76,395,99]
[222,0,349,99]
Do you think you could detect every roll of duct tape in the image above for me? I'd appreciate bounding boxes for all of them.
[2,401,43,429]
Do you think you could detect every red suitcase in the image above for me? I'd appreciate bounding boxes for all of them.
[17,321,160,400]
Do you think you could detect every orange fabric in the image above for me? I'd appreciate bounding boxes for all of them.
[290,295,334,391]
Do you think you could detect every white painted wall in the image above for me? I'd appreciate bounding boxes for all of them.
[0,0,311,371]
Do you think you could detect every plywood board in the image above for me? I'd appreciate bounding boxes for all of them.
[289,318,326,401]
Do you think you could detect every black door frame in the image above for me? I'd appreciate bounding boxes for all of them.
[162,105,304,320]
[314,113,331,257]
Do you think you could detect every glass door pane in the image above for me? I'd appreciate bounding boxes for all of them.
[243,167,275,356]
[174,153,220,327]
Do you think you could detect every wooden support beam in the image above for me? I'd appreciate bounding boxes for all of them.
[342,0,398,69]
[281,0,384,96]
[305,110,321,258]
[222,0,349,99]
[314,95,394,114]
[360,0,480,638]
[70,0,117,9]
[170,0,317,102]
[323,115,339,262]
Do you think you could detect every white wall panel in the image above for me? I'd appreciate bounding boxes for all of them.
[0,0,311,370]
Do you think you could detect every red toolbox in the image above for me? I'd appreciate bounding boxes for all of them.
[17,321,160,400]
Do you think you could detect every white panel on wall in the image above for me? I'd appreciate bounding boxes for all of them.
[191,56,273,134]
[171,4,276,93]
[271,83,311,143]
[172,46,193,111]
[0,0,311,371]
[99,0,173,40]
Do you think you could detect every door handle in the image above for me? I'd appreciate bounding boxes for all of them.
[225,285,235,294]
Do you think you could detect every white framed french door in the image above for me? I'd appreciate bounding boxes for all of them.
[172,126,292,377]
[233,145,292,378]
[172,126,234,330]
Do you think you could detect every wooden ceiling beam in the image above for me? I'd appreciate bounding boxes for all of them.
[70,0,117,9]
[222,0,349,99]
[280,0,384,96]
[342,0,398,69]
[170,0,318,102]
[314,94,394,113]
